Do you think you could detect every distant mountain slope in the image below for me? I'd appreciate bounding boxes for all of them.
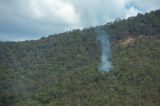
[0,10,160,106]
[105,10,160,40]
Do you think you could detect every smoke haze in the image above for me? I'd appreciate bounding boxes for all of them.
[96,28,112,72]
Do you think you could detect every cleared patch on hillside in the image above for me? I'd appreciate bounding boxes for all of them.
[119,36,136,45]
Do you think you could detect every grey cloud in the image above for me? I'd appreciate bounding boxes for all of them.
[0,0,160,41]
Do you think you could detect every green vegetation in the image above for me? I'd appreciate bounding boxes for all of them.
[105,10,160,40]
[0,10,160,106]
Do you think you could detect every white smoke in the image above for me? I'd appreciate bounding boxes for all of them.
[96,27,112,72]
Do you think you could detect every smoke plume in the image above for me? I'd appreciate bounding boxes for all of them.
[96,27,112,72]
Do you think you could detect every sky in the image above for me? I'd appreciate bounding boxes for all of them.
[0,0,160,41]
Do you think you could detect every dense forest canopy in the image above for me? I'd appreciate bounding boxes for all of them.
[0,10,160,106]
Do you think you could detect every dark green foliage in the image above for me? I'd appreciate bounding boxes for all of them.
[0,10,160,106]
[105,10,160,40]
[0,29,101,106]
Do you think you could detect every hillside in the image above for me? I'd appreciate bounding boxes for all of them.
[0,10,160,106]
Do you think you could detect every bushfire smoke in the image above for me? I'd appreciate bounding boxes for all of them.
[96,27,112,72]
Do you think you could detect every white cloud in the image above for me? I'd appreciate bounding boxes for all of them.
[126,6,141,18]
[0,0,160,41]
[132,0,160,12]
[0,0,81,41]
[10,0,80,25]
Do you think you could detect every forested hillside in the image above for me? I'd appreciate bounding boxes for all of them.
[0,10,160,106]
[105,10,160,40]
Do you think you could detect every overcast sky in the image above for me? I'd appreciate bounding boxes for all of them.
[0,0,160,41]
